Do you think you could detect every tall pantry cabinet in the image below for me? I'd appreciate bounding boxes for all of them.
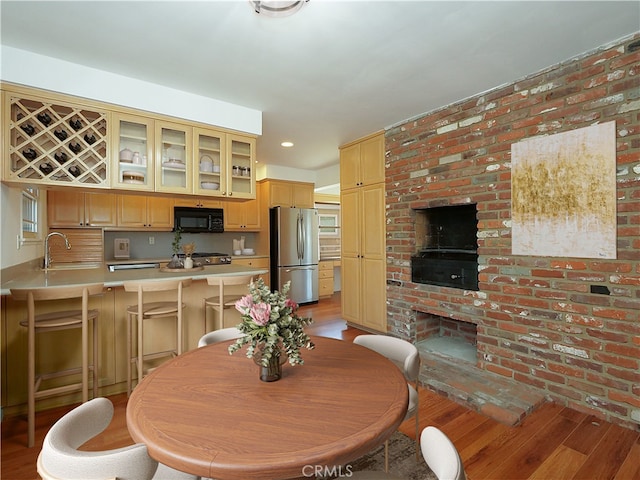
[339,131,387,332]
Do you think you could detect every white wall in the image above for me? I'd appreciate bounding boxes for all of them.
[256,163,340,189]
[1,46,262,135]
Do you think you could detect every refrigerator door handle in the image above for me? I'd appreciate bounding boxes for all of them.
[297,212,304,260]
[300,213,306,259]
[285,266,316,272]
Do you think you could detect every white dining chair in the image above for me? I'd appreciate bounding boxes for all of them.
[421,426,466,480]
[353,334,420,472]
[37,397,199,480]
[349,426,466,480]
[197,326,244,347]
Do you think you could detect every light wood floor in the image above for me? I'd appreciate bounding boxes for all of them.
[2,293,639,479]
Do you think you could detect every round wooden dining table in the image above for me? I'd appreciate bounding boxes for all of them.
[126,335,409,480]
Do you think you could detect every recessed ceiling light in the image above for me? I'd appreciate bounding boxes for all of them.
[281,141,294,148]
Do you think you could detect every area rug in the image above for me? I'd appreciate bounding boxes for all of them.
[317,431,437,480]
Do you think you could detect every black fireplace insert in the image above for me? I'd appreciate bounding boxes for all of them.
[411,204,479,290]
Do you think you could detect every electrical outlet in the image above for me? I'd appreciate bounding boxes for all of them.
[149,236,155,245]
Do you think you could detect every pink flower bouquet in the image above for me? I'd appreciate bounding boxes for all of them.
[229,278,314,366]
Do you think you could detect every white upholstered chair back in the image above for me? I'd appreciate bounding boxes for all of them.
[353,334,421,471]
[198,326,244,347]
[421,426,467,480]
[37,397,198,480]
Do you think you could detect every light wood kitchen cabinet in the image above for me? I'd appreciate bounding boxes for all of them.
[2,84,257,200]
[226,134,256,199]
[319,260,335,298]
[111,113,154,191]
[174,198,223,209]
[340,131,385,190]
[155,121,193,194]
[264,179,315,208]
[4,89,109,188]
[48,190,116,227]
[224,197,260,231]
[193,128,226,197]
[116,194,173,230]
[340,132,386,333]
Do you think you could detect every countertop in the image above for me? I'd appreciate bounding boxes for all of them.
[320,256,341,262]
[1,263,268,296]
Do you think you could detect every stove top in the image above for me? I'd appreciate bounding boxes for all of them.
[177,252,231,265]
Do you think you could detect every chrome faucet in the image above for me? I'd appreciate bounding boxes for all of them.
[44,232,71,270]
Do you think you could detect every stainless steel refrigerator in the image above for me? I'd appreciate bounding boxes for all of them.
[270,206,319,305]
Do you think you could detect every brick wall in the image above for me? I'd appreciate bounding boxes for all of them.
[385,33,640,429]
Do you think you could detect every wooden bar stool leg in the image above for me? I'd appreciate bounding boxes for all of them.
[126,313,133,396]
[81,291,89,404]
[177,283,183,355]
[137,315,143,390]
[27,292,35,448]
[92,316,99,399]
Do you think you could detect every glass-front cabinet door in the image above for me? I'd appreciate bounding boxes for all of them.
[155,121,192,194]
[193,127,225,197]
[111,113,154,190]
[226,134,255,199]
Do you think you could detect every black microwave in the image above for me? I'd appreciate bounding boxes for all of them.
[174,207,224,233]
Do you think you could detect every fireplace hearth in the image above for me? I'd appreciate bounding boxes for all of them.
[411,204,479,291]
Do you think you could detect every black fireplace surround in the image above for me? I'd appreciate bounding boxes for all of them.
[411,204,479,290]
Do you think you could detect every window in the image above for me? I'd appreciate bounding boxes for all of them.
[318,213,339,237]
[21,187,40,240]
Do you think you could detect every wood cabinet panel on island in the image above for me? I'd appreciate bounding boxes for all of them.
[48,190,116,227]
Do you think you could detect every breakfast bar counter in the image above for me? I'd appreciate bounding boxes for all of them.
[0,262,268,416]
[0,263,267,296]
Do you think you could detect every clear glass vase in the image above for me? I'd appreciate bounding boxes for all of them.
[253,343,286,382]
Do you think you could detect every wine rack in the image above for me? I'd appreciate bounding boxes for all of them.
[7,95,108,186]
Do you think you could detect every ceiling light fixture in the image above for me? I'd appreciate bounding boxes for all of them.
[281,141,294,148]
[250,0,308,17]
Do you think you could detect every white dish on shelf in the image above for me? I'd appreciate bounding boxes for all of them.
[242,248,255,255]
[201,181,220,190]
[200,155,213,172]
[163,160,186,169]
[122,171,145,184]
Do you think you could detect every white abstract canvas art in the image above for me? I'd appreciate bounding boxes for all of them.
[511,121,616,259]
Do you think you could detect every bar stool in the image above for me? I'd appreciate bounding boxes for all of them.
[124,278,192,396]
[10,283,104,448]
[203,275,255,331]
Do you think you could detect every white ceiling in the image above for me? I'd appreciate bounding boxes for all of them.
[1,1,638,173]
